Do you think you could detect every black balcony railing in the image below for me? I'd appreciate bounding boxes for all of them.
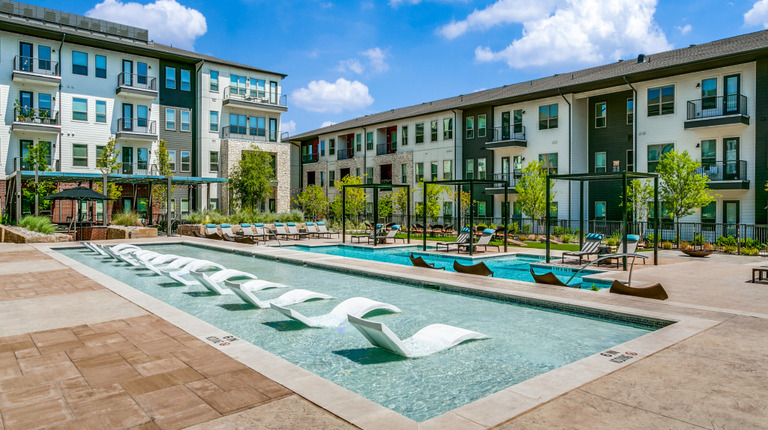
[221,125,276,142]
[698,160,748,181]
[13,108,60,125]
[491,171,522,187]
[118,118,156,134]
[376,142,397,155]
[687,94,748,120]
[337,147,354,160]
[117,72,157,91]
[223,86,288,107]
[492,125,526,142]
[302,153,319,164]
[13,55,60,76]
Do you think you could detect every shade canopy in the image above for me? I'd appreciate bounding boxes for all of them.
[44,186,110,201]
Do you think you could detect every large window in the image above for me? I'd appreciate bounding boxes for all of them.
[210,151,218,172]
[539,153,558,175]
[180,69,191,91]
[465,159,474,179]
[72,98,87,121]
[165,66,176,89]
[595,102,606,128]
[401,125,408,146]
[180,110,190,131]
[165,108,176,130]
[250,79,266,98]
[168,150,176,171]
[138,148,148,170]
[701,201,716,230]
[401,163,407,183]
[270,118,278,142]
[477,158,486,180]
[38,94,51,117]
[251,117,265,137]
[356,134,362,152]
[627,98,634,125]
[210,111,219,132]
[329,138,335,156]
[466,116,475,139]
[230,74,246,95]
[72,51,87,75]
[180,151,190,172]
[443,118,453,140]
[366,167,373,184]
[366,132,373,150]
[329,171,335,187]
[431,161,438,181]
[210,70,219,91]
[95,101,107,123]
[430,120,438,141]
[647,85,674,116]
[478,114,487,138]
[72,144,88,167]
[595,201,606,219]
[701,139,716,170]
[416,163,424,182]
[539,104,558,129]
[443,160,452,180]
[647,143,674,172]
[95,55,106,79]
[595,152,606,173]
[415,123,424,143]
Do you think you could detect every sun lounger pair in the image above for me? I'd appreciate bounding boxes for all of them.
[435,228,471,252]
[458,229,500,253]
[305,222,339,238]
[561,233,604,264]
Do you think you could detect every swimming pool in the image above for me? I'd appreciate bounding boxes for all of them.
[59,243,663,422]
[290,244,609,288]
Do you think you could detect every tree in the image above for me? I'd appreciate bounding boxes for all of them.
[151,139,177,215]
[624,179,654,241]
[378,192,393,219]
[415,180,449,221]
[656,149,715,244]
[24,141,52,215]
[392,187,411,216]
[450,188,475,216]
[94,136,123,217]
[228,148,275,211]
[293,185,329,220]
[329,175,366,221]
[515,160,555,232]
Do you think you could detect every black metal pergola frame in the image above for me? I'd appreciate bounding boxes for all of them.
[341,183,411,245]
[545,171,660,269]
[421,179,510,255]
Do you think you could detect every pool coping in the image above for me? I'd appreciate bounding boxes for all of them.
[40,239,721,429]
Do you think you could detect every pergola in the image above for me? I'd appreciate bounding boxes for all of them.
[341,183,411,245]
[545,171,660,269]
[421,179,511,255]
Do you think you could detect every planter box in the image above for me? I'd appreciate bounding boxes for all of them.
[0,225,73,243]
[107,226,158,240]
[178,224,203,237]
[80,226,108,241]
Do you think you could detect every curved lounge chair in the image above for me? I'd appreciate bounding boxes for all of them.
[143,256,197,276]
[270,297,401,328]
[529,267,568,287]
[224,279,333,308]
[609,280,668,300]
[158,259,224,285]
[453,260,494,277]
[81,242,107,256]
[409,253,444,270]
[188,268,257,295]
[348,315,488,358]
[123,250,163,266]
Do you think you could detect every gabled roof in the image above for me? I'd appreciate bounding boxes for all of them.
[292,29,768,140]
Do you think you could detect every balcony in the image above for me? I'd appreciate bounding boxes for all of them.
[116,72,158,99]
[11,108,61,135]
[485,126,526,149]
[12,56,60,86]
[118,162,159,176]
[685,95,749,129]
[302,153,319,164]
[698,160,749,189]
[485,171,521,194]
[116,118,157,141]
[376,142,397,155]
[222,125,279,143]
[337,148,354,160]
[222,86,288,112]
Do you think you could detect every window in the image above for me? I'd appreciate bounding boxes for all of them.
[626,149,634,172]
[443,201,453,217]
[701,201,716,227]
[210,199,218,211]
[465,159,474,179]
[270,118,278,142]
[210,111,219,132]
[595,201,606,219]
[249,116,266,137]
[230,74,246,95]
[478,202,486,216]
[210,151,219,172]
[539,103,558,129]
[415,123,424,143]
[95,55,106,79]
[72,144,88,167]
[38,93,51,118]
[72,51,87,75]
[95,101,107,123]
[356,168,361,178]
[539,153,558,175]
[477,158,486,180]
[329,138,335,156]
[165,108,176,130]
[430,120,438,141]
[401,126,408,146]
[180,151,190,172]
[431,161,438,181]
[329,171,335,187]
[210,70,219,91]
[180,110,190,131]
[137,62,147,86]
[466,116,475,139]
[701,139,716,170]
[416,163,424,182]
[443,160,452,180]
[138,148,148,170]
[366,132,373,150]
[320,140,325,156]
[401,163,407,183]
[180,69,191,91]
[38,45,51,71]
[72,98,87,121]
[550,202,558,219]
[647,85,674,116]
[269,81,278,104]
[627,98,634,125]
[595,102,606,128]
[478,114,486,138]
[181,199,190,216]
[443,118,453,139]
[250,79,266,98]
[701,78,717,110]
[595,152,606,173]
[96,146,105,166]
[513,109,523,135]
[165,66,176,89]
[356,134,361,152]
[647,143,673,172]
[366,167,373,184]
[168,150,176,171]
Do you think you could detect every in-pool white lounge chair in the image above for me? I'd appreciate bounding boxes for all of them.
[142,256,197,276]
[188,268,258,295]
[122,250,162,266]
[348,315,489,358]
[81,242,106,255]
[157,259,224,285]
[270,297,401,328]
[105,246,143,263]
[100,244,140,260]
[223,279,333,308]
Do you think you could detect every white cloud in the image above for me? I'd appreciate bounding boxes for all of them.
[745,0,768,28]
[474,0,671,69]
[335,47,389,75]
[291,78,374,113]
[438,0,559,39]
[362,47,389,73]
[336,59,364,74]
[675,24,692,35]
[321,121,337,128]
[280,120,297,135]
[86,0,207,50]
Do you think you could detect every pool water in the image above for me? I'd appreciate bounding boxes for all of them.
[59,244,659,422]
[291,244,608,289]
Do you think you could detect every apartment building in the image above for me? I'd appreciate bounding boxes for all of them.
[0,1,288,221]
[292,30,768,227]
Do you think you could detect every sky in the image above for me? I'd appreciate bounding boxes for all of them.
[20,0,768,136]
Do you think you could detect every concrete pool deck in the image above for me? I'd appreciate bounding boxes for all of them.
[1,237,766,429]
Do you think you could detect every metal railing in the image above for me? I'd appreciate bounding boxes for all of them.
[337,148,354,160]
[223,86,288,107]
[221,125,276,142]
[492,125,526,142]
[376,142,397,155]
[117,72,157,91]
[117,118,156,134]
[686,94,748,120]
[13,55,59,76]
[13,108,60,125]
[302,153,319,164]
[118,162,160,175]
[490,171,522,187]
[697,160,748,181]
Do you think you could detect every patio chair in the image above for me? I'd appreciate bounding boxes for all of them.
[371,225,404,244]
[234,223,259,245]
[253,223,272,241]
[435,227,471,252]
[219,224,236,241]
[529,267,568,287]
[286,222,309,240]
[274,223,300,240]
[453,260,494,277]
[351,225,382,243]
[609,280,668,300]
[561,233,604,264]
[316,222,339,238]
[598,235,644,268]
[304,222,320,238]
[430,224,444,237]
[458,229,500,253]
[409,253,444,270]
[410,223,425,235]
[203,224,222,240]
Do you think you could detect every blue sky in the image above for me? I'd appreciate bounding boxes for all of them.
[21,0,768,136]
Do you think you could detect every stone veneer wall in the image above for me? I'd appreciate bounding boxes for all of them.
[221,139,292,213]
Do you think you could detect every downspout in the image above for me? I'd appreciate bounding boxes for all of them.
[558,88,572,228]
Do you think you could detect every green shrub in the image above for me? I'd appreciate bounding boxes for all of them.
[18,215,55,234]
[692,234,707,246]
[183,210,227,225]
[739,238,761,249]
[741,247,760,256]
[560,234,573,243]
[716,236,737,248]
[553,226,565,236]
[508,222,519,236]
[112,211,140,227]
[522,224,531,234]
[722,245,737,254]
[606,237,618,246]
[590,284,599,291]
[662,240,673,250]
